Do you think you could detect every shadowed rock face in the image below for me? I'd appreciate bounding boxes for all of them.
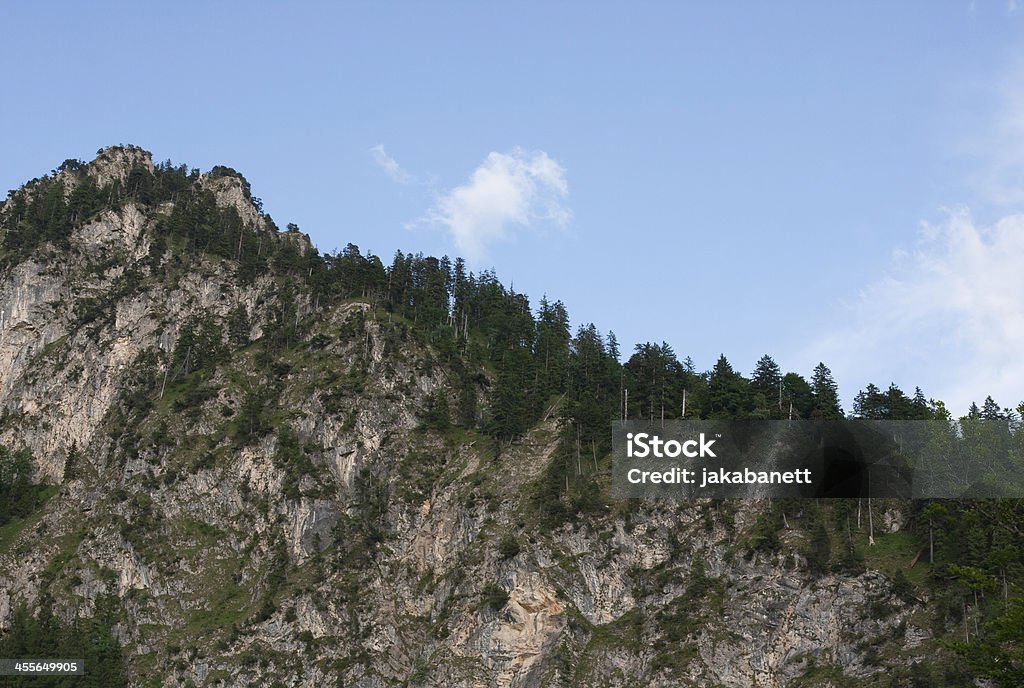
[0,148,931,688]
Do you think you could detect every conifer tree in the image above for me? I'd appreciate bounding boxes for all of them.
[706,354,750,419]
[811,362,843,419]
[782,373,814,418]
[751,354,782,400]
[853,383,884,419]
[751,354,783,417]
[535,297,571,398]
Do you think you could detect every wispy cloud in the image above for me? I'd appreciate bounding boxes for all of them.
[801,60,1024,415]
[802,208,1024,413]
[968,63,1024,205]
[418,148,572,261]
[370,144,413,184]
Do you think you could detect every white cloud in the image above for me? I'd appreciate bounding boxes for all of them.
[802,208,1024,414]
[370,144,413,184]
[803,61,1024,415]
[418,148,572,261]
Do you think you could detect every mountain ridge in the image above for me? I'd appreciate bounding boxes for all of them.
[0,146,1019,687]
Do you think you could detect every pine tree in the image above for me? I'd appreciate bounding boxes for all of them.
[706,354,750,419]
[750,354,783,418]
[811,362,843,419]
[227,305,250,348]
[911,386,931,419]
[782,373,814,418]
[853,383,884,418]
[982,395,1005,421]
[605,331,620,362]
[624,342,689,420]
[535,297,571,397]
[751,354,782,399]
[884,383,912,419]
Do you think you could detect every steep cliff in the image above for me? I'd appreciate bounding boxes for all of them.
[0,148,967,687]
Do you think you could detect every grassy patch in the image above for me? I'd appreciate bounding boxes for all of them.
[856,531,930,586]
[186,580,249,635]
[791,662,854,687]
[34,335,69,363]
[0,515,39,553]
[41,528,86,590]
[0,485,56,553]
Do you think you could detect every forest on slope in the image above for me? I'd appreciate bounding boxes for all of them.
[0,147,1022,686]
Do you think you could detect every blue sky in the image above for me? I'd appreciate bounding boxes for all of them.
[3,2,1023,413]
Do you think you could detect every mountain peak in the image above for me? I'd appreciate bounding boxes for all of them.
[89,144,154,187]
[201,166,264,229]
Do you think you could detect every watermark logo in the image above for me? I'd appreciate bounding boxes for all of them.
[625,432,718,458]
[612,419,1024,500]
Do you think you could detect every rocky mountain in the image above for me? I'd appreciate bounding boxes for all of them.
[0,147,1004,687]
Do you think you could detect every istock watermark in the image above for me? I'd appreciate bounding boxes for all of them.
[612,419,1024,499]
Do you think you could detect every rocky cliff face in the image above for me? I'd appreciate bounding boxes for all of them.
[0,148,936,687]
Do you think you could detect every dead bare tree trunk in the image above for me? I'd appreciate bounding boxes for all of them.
[868,496,875,546]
